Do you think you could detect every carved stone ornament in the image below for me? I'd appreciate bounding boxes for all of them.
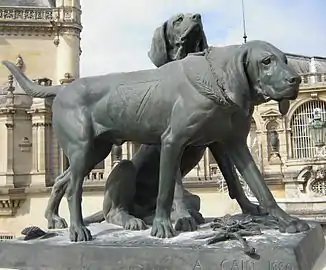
[33,77,53,86]
[18,137,32,152]
[15,55,24,70]
[0,188,26,216]
[59,73,74,85]
[0,7,81,38]
[297,165,326,197]
[261,108,283,122]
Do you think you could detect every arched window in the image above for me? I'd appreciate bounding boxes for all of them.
[290,100,326,159]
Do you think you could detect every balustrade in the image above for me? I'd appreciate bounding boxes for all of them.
[85,169,105,184]
[300,73,326,86]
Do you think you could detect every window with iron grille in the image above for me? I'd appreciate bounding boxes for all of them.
[290,100,326,159]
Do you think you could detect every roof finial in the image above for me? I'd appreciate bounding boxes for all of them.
[241,0,247,43]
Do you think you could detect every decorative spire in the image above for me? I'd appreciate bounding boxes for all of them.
[59,73,74,85]
[6,74,15,106]
[15,55,24,70]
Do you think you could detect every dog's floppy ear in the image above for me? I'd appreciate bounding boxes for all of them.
[148,21,169,67]
[199,31,208,51]
[224,46,252,116]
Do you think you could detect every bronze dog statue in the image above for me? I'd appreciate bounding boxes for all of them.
[84,13,267,230]
[2,40,309,242]
[44,13,211,231]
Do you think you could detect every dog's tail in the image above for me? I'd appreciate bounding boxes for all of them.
[83,211,105,225]
[2,60,63,98]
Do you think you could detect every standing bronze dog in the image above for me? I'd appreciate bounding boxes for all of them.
[2,40,309,242]
[84,13,266,230]
[45,12,211,231]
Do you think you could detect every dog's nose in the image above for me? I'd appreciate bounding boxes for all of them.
[192,13,201,21]
[286,75,301,85]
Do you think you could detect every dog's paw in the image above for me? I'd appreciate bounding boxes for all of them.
[124,217,147,230]
[151,217,176,238]
[47,214,68,229]
[188,209,205,224]
[69,224,92,242]
[270,207,310,233]
[175,214,197,232]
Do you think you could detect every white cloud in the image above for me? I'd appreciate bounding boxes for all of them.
[80,0,326,77]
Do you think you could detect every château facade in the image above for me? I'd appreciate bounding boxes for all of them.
[0,1,326,236]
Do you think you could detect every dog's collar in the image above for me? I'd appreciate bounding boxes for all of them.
[201,47,235,107]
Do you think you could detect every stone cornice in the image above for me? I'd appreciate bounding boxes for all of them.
[0,187,26,216]
[0,6,82,36]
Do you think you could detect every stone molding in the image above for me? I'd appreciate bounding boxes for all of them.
[0,6,82,37]
[0,187,26,216]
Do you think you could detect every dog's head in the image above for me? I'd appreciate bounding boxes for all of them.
[223,40,301,116]
[148,13,208,67]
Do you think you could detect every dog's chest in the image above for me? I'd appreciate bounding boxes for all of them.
[190,108,250,145]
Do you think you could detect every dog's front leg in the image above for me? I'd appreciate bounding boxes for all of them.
[228,141,309,233]
[151,132,185,238]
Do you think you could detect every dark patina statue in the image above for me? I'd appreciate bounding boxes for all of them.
[3,39,309,242]
[84,13,267,230]
[47,12,211,231]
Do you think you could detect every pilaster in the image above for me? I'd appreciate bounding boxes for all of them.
[27,106,52,187]
[0,109,15,188]
[0,76,16,187]
[57,73,75,173]
[26,78,53,187]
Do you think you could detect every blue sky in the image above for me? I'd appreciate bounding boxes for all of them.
[80,0,326,77]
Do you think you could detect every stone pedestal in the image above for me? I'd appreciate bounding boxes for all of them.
[0,221,324,270]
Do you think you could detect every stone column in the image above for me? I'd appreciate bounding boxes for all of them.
[0,75,16,187]
[0,112,15,188]
[31,123,38,173]
[204,148,210,180]
[27,79,53,187]
[54,4,81,83]
[58,73,75,172]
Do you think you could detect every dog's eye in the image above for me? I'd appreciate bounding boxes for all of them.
[175,16,184,23]
[262,57,271,65]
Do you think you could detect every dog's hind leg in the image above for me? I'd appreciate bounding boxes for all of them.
[66,135,112,242]
[45,168,70,229]
[102,160,147,230]
[209,142,266,216]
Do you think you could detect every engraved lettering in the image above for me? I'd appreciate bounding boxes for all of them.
[231,260,240,270]
[270,261,293,270]
[244,260,255,270]
[193,259,203,270]
[221,259,228,270]
[220,259,256,270]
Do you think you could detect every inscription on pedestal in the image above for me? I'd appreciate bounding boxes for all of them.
[220,259,255,270]
[190,259,294,270]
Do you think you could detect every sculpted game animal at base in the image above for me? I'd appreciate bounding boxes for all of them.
[3,40,309,242]
[84,13,267,229]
